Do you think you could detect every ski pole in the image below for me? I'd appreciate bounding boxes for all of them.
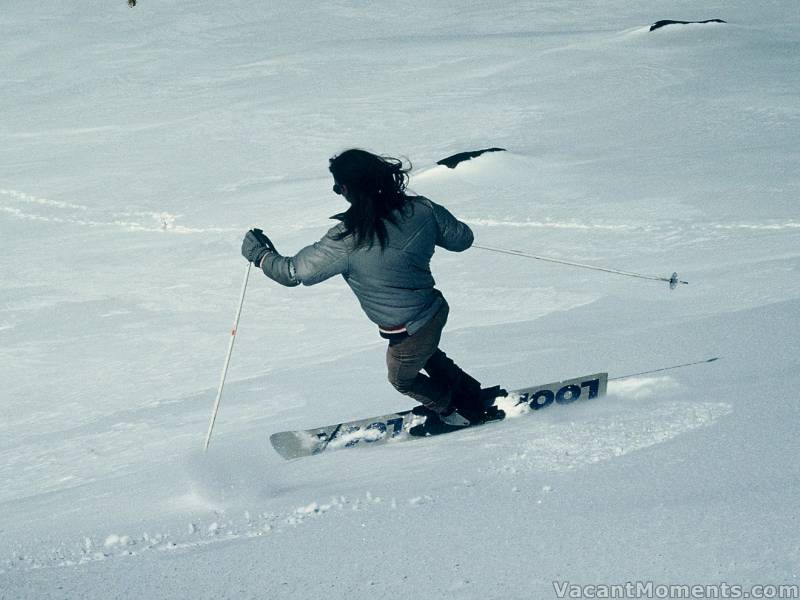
[204,261,252,452]
[472,244,688,289]
[609,357,719,381]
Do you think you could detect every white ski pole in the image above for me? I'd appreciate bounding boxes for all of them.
[204,261,252,451]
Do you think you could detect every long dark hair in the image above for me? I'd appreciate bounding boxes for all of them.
[329,149,411,249]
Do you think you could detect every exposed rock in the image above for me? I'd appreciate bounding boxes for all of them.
[650,19,726,32]
[436,147,507,169]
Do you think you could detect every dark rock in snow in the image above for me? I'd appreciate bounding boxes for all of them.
[436,148,507,169]
[650,19,726,32]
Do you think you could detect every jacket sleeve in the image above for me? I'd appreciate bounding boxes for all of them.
[261,224,349,287]
[431,201,474,252]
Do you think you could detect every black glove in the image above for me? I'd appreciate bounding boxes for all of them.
[241,228,275,266]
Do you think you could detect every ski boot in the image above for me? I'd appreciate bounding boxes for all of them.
[408,403,470,436]
[450,378,508,425]
[408,387,508,437]
[424,350,507,424]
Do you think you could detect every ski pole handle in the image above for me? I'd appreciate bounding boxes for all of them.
[204,261,252,451]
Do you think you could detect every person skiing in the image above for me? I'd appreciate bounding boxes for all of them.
[241,148,501,432]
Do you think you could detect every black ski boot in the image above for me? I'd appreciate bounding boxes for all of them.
[448,370,508,424]
[409,404,472,436]
[424,350,490,420]
[408,387,508,437]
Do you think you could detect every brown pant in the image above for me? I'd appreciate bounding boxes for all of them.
[385,302,453,413]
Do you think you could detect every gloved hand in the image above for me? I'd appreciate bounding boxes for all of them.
[241,228,275,266]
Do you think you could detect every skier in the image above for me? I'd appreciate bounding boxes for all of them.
[241,148,500,430]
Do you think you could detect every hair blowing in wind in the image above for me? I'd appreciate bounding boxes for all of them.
[329,149,412,249]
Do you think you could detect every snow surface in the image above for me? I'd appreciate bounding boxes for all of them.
[1,1,799,598]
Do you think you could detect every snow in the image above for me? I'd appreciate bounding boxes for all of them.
[1,0,799,597]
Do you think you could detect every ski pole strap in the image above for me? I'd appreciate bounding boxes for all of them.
[472,244,689,288]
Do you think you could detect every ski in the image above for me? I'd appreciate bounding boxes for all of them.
[269,372,608,460]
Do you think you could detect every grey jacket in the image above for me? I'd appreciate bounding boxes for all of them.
[260,196,473,334]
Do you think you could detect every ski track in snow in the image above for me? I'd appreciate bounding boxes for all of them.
[1,377,731,575]
[491,398,731,476]
[0,491,417,574]
[484,376,732,474]
[2,188,798,239]
[0,189,237,234]
[465,217,800,233]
